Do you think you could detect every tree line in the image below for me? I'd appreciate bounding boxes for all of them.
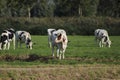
[0,0,119,18]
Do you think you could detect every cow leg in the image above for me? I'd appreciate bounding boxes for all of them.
[13,36,15,49]
[59,51,63,60]
[48,36,51,48]
[101,38,104,47]
[59,49,64,60]
[62,44,67,59]
[49,42,51,48]
[3,44,6,50]
[52,46,55,57]
[57,48,60,57]
[108,42,111,48]
[101,43,103,47]
[59,52,62,60]
[99,41,102,47]
[7,42,10,50]
[63,52,65,59]
[62,49,66,59]
[0,43,2,50]
[30,46,32,50]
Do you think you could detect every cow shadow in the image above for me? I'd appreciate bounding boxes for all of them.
[24,54,55,63]
[4,54,57,63]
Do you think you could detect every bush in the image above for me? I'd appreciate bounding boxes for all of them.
[0,17,120,35]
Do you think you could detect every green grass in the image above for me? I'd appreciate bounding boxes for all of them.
[0,36,120,66]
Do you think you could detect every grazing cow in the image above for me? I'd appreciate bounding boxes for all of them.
[0,28,15,50]
[51,29,68,59]
[94,29,111,47]
[16,31,33,49]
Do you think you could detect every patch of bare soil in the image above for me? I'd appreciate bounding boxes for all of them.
[0,65,120,80]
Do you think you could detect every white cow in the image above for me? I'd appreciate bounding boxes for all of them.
[51,29,68,59]
[16,31,33,49]
[0,28,15,50]
[94,29,111,47]
[47,28,56,48]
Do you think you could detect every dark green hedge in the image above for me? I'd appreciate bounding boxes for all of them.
[0,17,120,35]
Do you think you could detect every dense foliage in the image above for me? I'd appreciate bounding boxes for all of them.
[0,0,119,17]
[0,17,120,35]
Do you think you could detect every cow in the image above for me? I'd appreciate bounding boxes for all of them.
[47,28,56,48]
[94,29,111,47]
[15,31,33,49]
[0,28,15,50]
[50,29,68,59]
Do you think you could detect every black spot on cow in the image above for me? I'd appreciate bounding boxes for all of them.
[19,32,25,40]
[26,38,31,45]
[104,36,108,42]
[0,35,7,43]
[8,33,14,39]
[97,31,100,36]
[50,30,56,34]
[19,32,24,37]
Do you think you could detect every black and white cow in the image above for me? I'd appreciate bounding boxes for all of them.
[16,31,33,49]
[0,28,15,50]
[94,29,111,47]
[48,29,68,59]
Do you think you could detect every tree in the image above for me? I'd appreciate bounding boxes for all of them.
[73,0,99,16]
[0,0,7,17]
[22,0,37,18]
[54,0,73,16]
[54,0,99,17]
[31,0,55,17]
[97,0,120,17]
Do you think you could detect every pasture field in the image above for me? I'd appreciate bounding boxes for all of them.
[0,35,120,65]
[0,36,120,80]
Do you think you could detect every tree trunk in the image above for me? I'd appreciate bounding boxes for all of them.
[28,7,31,19]
[78,5,82,16]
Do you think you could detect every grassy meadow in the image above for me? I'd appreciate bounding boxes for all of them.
[0,35,120,66]
[0,35,120,80]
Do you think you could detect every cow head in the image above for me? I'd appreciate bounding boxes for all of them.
[106,40,111,48]
[103,36,111,48]
[55,33,63,43]
[26,38,33,49]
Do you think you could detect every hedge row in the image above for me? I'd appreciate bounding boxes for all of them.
[0,17,120,35]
